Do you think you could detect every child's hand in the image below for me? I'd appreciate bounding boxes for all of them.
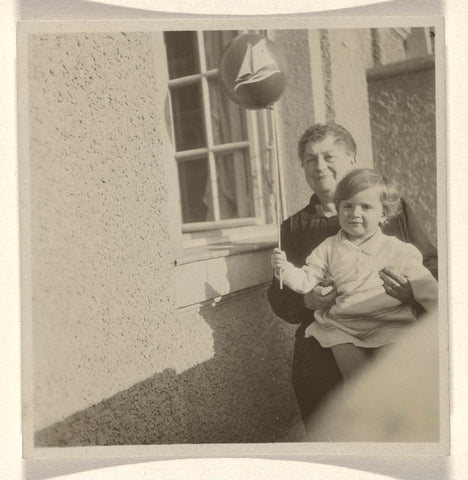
[315,284,334,296]
[271,248,287,270]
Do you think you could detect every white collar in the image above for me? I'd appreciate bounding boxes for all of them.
[338,227,384,255]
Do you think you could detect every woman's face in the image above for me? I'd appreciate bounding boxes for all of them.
[338,186,386,241]
[302,136,356,197]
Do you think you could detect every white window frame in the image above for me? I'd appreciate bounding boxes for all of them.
[166,30,275,236]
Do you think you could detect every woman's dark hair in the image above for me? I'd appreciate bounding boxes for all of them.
[297,123,357,163]
[334,168,401,221]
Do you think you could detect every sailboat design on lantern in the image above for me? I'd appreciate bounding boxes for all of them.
[234,38,281,92]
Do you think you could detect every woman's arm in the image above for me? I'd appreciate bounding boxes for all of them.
[403,199,438,280]
[267,276,313,325]
[379,199,438,303]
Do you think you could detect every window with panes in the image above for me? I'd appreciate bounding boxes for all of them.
[164,30,276,232]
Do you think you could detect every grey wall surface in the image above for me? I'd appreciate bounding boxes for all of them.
[327,28,375,167]
[273,29,316,217]
[368,59,437,245]
[27,31,180,432]
[26,31,303,446]
[35,287,302,446]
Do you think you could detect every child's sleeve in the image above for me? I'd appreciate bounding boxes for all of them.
[399,242,438,314]
[281,240,329,295]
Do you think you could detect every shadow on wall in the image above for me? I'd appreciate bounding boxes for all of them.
[35,283,303,446]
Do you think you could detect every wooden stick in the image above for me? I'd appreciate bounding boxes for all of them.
[270,104,283,289]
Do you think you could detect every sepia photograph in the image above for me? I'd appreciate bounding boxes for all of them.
[18,17,448,457]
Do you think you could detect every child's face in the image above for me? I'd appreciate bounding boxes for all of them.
[338,186,386,240]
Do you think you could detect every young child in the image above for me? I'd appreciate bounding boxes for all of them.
[271,168,438,380]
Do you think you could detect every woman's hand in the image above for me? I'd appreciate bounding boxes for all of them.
[379,266,415,303]
[303,279,337,310]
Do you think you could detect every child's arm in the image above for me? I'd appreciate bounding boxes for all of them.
[271,245,329,295]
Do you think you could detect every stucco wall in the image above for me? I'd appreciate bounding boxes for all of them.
[326,29,374,167]
[27,31,181,431]
[367,59,437,245]
[374,28,407,66]
[26,31,303,445]
[35,286,302,445]
[271,29,316,217]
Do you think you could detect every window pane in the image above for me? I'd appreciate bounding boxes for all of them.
[203,30,238,70]
[178,157,211,223]
[170,82,206,151]
[208,78,248,145]
[164,31,200,79]
[215,150,254,220]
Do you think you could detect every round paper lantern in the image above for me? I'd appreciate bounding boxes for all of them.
[219,34,287,110]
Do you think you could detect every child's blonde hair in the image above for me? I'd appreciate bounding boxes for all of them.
[334,168,401,221]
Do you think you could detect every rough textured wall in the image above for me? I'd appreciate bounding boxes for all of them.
[375,28,407,66]
[354,28,376,70]
[271,29,316,217]
[28,32,179,431]
[367,61,437,245]
[35,287,303,445]
[326,29,374,167]
[27,32,303,445]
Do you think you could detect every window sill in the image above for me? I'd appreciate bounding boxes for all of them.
[174,224,277,308]
[178,224,277,265]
